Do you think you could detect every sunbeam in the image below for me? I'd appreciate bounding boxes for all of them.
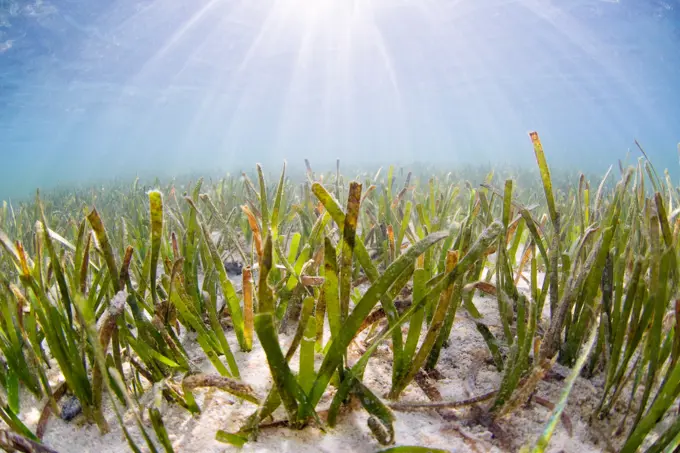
[0,0,678,195]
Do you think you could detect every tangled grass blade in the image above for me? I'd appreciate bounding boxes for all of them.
[522,319,599,453]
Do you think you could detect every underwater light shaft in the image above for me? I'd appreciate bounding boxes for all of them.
[0,0,678,198]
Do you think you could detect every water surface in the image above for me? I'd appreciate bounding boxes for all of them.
[1,0,678,198]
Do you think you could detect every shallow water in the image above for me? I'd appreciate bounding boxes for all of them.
[0,0,678,199]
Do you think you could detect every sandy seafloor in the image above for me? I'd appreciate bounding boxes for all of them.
[13,271,636,453]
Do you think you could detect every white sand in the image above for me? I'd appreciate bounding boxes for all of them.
[12,282,625,453]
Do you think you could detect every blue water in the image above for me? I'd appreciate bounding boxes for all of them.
[1,0,678,199]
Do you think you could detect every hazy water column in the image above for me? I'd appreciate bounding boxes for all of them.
[0,0,678,198]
